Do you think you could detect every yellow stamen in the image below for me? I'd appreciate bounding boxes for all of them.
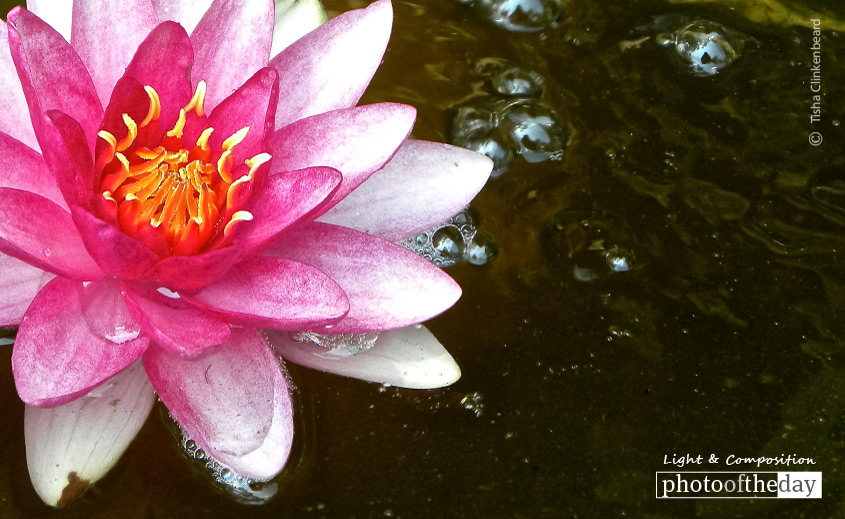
[184,80,207,117]
[222,127,250,151]
[166,109,187,139]
[140,86,161,127]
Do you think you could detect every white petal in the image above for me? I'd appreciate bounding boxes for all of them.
[318,140,493,242]
[24,360,155,507]
[27,0,73,41]
[268,325,461,389]
[270,0,327,58]
[152,0,214,34]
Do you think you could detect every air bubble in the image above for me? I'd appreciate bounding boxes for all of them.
[499,99,569,163]
[465,230,498,265]
[473,0,562,32]
[658,20,741,77]
[489,66,545,98]
[432,227,466,262]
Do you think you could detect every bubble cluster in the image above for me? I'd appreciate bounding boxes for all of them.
[545,210,642,283]
[452,60,569,178]
[400,205,497,267]
[181,432,278,505]
[462,0,562,32]
[289,331,380,355]
[460,391,486,417]
[655,20,742,77]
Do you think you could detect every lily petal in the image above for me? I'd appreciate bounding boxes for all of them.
[12,277,150,407]
[71,0,159,106]
[270,0,327,59]
[190,0,275,111]
[24,360,155,507]
[0,252,53,327]
[122,281,231,358]
[0,21,38,150]
[122,20,194,129]
[267,222,461,332]
[268,324,461,389]
[269,0,392,128]
[143,328,277,457]
[26,0,73,42]
[183,256,349,329]
[0,130,67,210]
[7,7,103,155]
[319,140,493,241]
[151,0,214,34]
[202,347,294,481]
[207,66,278,167]
[269,103,415,215]
[71,206,162,280]
[0,188,103,280]
[235,166,341,253]
[142,246,243,290]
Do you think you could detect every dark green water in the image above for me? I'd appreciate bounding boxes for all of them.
[2,0,845,517]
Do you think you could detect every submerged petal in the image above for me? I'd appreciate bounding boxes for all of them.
[143,328,277,458]
[71,0,159,105]
[24,360,155,507]
[267,222,461,333]
[12,277,149,407]
[270,0,393,128]
[268,324,461,389]
[319,140,493,241]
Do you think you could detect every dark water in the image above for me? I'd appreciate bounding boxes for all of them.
[2,0,845,517]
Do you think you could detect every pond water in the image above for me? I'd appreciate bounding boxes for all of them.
[2,0,845,517]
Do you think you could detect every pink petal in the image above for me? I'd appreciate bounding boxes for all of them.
[78,277,142,344]
[0,21,38,150]
[266,222,460,332]
[0,253,53,327]
[71,0,159,106]
[142,246,243,290]
[121,21,194,129]
[267,324,461,389]
[235,166,341,253]
[41,110,96,209]
[0,130,67,210]
[26,0,73,42]
[319,140,493,241]
[6,7,103,155]
[143,327,276,457]
[70,206,162,280]
[201,350,294,480]
[25,360,155,507]
[151,0,214,34]
[0,188,103,280]
[122,281,231,358]
[190,0,275,111]
[207,66,278,167]
[183,255,349,329]
[12,277,150,407]
[269,103,415,215]
[269,0,393,128]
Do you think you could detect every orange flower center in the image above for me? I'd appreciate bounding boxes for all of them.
[95,82,270,256]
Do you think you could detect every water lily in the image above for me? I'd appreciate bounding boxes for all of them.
[0,0,492,506]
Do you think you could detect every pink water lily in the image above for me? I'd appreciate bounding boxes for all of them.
[0,0,491,506]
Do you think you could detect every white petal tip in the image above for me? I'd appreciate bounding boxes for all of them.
[24,361,155,507]
[270,325,462,389]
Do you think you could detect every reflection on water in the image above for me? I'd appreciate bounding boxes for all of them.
[2,0,845,517]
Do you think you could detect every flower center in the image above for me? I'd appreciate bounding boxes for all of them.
[95,82,270,256]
